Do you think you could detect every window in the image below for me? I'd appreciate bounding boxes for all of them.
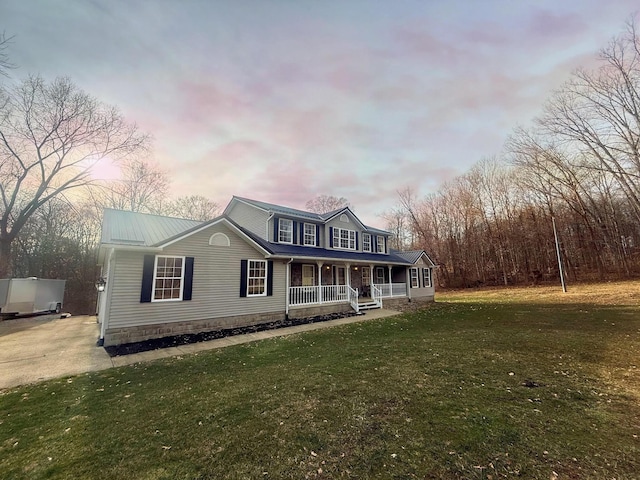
[362,266,371,286]
[153,256,185,301]
[410,267,419,288]
[376,235,385,253]
[362,233,371,252]
[304,223,316,246]
[302,265,315,286]
[247,260,267,296]
[422,268,432,288]
[333,227,356,250]
[375,267,385,284]
[278,218,293,243]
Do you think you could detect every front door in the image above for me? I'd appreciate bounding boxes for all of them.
[334,266,346,285]
[375,267,385,285]
[302,265,315,286]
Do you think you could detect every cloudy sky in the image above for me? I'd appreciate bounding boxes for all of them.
[2,0,638,226]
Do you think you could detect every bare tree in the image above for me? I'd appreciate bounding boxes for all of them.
[305,195,350,214]
[0,75,147,276]
[98,157,168,213]
[0,32,15,78]
[160,195,220,221]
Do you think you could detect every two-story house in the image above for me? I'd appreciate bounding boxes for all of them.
[97,196,436,346]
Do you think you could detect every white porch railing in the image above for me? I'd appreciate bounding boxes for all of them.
[348,286,359,313]
[371,284,383,308]
[289,285,350,306]
[373,282,407,298]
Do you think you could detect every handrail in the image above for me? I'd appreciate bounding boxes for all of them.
[348,286,359,313]
[371,284,383,308]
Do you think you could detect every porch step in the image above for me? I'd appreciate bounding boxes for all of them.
[358,302,380,310]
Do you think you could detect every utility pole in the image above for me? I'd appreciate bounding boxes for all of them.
[552,216,567,293]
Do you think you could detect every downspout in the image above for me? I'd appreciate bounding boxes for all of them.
[98,248,115,346]
[285,257,293,318]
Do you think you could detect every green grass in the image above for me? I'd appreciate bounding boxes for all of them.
[2,284,640,479]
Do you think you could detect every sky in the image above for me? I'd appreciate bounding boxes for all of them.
[2,0,638,227]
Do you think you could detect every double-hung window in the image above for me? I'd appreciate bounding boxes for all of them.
[376,235,385,253]
[304,223,316,246]
[153,256,185,301]
[422,267,432,288]
[410,267,419,288]
[333,227,356,250]
[278,219,293,243]
[247,260,267,296]
[362,233,371,252]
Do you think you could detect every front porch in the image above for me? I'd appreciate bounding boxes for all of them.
[286,261,409,313]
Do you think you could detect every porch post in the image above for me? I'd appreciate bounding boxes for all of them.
[317,261,323,303]
[388,265,393,297]
[369,264,374,291]
[345,263,351,288]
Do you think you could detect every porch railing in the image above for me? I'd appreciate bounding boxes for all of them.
[371,284,383,308]
[348,286,359,313]
[373,282,407,298]
[289,285,350,306]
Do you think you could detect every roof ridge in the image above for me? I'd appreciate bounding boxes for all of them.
[103,208,203,223]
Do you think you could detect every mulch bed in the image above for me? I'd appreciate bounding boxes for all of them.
[104,311,360,357]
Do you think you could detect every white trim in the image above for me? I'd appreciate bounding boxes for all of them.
[362,233,371,252]
[410,267,419,288]
[333,227,356,250]
[151,255,186,302]
[303,223,317,246]
[322,207,367,230]
[209,232,230,246]
[278,218,293,244]
[247,259,268,297]
[422,267,432,288]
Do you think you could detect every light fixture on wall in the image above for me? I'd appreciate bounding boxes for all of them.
[95,277,106,292]
[354,266,358,271]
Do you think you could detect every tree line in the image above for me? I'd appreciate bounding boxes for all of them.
[385,18,640,288]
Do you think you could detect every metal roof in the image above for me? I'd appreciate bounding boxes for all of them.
[101,209,201,247]
[392,250,436,266]
[232,196,390,234]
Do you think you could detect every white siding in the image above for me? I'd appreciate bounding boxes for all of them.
[106,223,286,329]
[226,201,270,240]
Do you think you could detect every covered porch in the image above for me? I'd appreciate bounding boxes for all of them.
[287,261,408,313]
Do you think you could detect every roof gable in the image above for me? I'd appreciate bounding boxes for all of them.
[392,250,436,266]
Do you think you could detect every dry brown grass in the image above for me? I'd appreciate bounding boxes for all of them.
[438,280,640,306]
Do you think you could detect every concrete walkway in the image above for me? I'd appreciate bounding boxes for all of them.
[0,309,401,390]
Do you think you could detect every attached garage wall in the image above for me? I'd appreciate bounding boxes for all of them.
[104,223,286,345]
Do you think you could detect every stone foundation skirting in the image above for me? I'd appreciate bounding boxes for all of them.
[104,311,286,346]
[384,295,434,312]
[288,303,352,319]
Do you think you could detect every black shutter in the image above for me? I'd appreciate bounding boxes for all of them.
[140,255,155,303]
[273,217,279,242]
[355,232,359,250]
[183,257,194,300]
[383,237,387,254]
[240,260,248,297]
[315,226,320,247]
[300,223,305,245]
[293,221,298,244]
[373,235,377,253]
[329,227,333,247]
[267,260,274,296]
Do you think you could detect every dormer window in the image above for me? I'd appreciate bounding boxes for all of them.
[278,218,293,243]
[333,227,356,250]
[303,223,317,246]
[376,235,385,253]
[362,233,371,252]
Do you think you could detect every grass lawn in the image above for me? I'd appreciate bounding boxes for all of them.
[1,282,639,479]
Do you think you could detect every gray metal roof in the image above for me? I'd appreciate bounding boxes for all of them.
[233,196,390,234]
[392,250,435,265]
[101,209,201,247]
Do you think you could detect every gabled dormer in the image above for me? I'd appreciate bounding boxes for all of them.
[224,196,391,254]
